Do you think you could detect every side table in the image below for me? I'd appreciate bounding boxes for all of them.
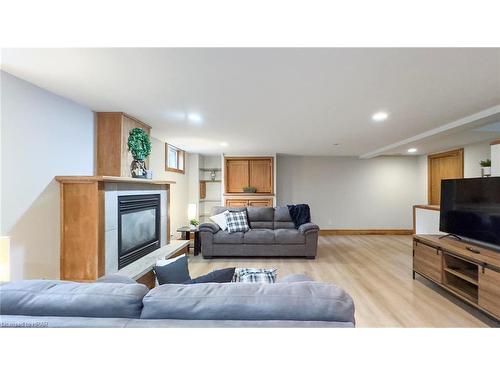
[176,226,201,256]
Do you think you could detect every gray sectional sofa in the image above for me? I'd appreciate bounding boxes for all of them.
[0,275,355,328]
[199,206,319,258]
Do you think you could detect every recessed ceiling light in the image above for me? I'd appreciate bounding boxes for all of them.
[333,143,341,146]
[187,113,203,123]
[372,112,389,122]
[220,142,228,147]
[407,148,417,153]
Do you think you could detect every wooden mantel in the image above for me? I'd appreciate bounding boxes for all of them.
[55,175,176,185]
[56,175,174,282]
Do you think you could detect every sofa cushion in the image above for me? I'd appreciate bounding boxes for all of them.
[244,229,275,244]
[140,282,355,323]
[274,206,296,229]
[0,280,149,319]
[275,228,305,244]
[247,207,274,230]
[213,230,244,244]
[212,206,246,215]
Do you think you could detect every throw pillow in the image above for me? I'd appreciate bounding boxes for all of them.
[209,210,229,231]
[225,211,249,233]
[183,267,235,284]
[232,268,277,283]
[154,254,191,285]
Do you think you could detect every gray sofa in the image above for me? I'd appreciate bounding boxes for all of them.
[0,275,355,328]
[199,206,319,259]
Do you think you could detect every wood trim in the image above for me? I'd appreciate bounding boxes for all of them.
[223,192,275,196]
[55,176,175,185]
[427,148,464,205]
[490,139,500,146]
[166,187,171,244]
[97,112,152,130]
[165,143,186,174]
[319,229,413,235]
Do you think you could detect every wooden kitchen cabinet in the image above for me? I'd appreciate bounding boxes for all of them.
[224,157,274,194]
[96,112,151,177]
[249,159,273,193]
[225,198,273,207]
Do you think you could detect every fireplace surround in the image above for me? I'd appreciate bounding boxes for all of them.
[118,194,161,269]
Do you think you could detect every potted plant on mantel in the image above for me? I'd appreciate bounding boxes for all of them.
[480,159,491,177]
[127,128,152,178]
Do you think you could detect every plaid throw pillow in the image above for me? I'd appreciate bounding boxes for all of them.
[232,268,277,283]
[225,211,249,233]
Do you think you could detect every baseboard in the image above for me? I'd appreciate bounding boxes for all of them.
[319,229,414,235]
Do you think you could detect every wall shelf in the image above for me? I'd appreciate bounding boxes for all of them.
[200,180,221,183]
[199,168,221,172]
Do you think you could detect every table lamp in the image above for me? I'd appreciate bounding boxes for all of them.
[0,236,10,282]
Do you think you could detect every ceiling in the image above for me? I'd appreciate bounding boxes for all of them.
[2,48,500,156]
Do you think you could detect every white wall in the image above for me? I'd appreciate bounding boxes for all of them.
[277,155,421,229]
[1,71,95,280]
[149,137,189,239]
[463,140,492,178]
[491,142,500,176]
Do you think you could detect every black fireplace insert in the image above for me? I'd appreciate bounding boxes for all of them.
[117,194,161,269]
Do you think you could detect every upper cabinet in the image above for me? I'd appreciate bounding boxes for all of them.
[224,157,274,194]
[96,112,151,177]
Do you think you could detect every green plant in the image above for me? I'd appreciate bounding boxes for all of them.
[127,128,151,161]
[479,159,491,167]
[190,219,199,226]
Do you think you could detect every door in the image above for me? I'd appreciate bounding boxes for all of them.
[225,199,248,207]
[428,149,463,205]
[249,159,273,193]
[478,267,500,318]
[225,159,249,193]
[248,199,273,207]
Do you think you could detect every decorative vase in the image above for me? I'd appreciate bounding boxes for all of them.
[210,170,217,181]
[131,159,147,178]
[482,167,491,177]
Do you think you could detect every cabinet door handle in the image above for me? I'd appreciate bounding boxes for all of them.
[465,246,480,254]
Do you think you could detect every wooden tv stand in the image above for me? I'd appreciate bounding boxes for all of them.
[413,235,500,321]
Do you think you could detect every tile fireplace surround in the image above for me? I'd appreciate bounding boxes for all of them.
[56,176,175,282]
[104,182,168,274]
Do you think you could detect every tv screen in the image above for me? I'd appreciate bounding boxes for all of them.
[440,177,500,247]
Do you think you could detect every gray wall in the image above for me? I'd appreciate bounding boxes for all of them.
[277,155,421,229]
[1,71,95,280]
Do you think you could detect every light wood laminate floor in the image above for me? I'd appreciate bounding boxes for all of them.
[188,235,498,327]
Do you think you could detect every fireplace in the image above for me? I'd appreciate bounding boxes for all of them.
[118,194,161,269]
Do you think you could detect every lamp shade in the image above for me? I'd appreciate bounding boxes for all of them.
[0,236,10,282]
[187,203,197,220]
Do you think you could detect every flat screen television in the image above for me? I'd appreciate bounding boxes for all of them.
[440,176,500,248]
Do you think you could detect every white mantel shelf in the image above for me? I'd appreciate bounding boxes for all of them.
[115,240,190,280]
[55,175,176,185]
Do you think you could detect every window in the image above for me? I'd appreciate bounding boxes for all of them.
[165,143,185,173]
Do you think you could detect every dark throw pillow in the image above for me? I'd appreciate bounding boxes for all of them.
[183,267,236,284]
[153,255,191,285]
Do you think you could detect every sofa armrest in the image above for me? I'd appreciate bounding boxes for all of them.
[199,222,220,233]
[298,223,319,234]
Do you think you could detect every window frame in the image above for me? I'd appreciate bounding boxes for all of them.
[165,143,185,174]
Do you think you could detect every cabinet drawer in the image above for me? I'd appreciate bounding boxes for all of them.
[414,241,442,283]
[479,267,500,318]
